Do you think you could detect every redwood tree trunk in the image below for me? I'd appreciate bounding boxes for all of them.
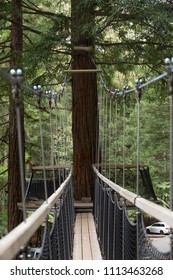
[8,0,24,232]
[71,1,98,200]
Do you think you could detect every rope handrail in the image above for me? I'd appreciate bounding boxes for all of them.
[0,171,72,260]
[97,66,169,97]
[93,165,173,228]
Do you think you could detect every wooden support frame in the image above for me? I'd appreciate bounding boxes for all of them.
[31,165,71,172]
[73,46,92,52]
[94,163,148,169]
[93,166,173,228]
[64,69,101,73]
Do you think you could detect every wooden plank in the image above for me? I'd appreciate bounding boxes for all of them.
[73,213,82,260]
[87,213,102,260]
[81,213,92,260]
[73,212,102,260]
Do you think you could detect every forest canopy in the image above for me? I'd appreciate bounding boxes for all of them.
[0,0,173,233]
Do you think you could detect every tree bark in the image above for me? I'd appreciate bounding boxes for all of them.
[8,0,24,232]
[71,1,98,200]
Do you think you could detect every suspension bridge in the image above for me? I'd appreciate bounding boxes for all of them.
[0,58,173,260]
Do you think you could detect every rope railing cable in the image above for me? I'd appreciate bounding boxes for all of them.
[97,68,168,98]
[139,72,168,89]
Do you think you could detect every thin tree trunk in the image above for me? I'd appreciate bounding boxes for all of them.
[8,0,24,232]
[71,1,98,200]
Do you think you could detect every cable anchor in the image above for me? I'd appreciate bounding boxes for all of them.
[165,57,173,95]
[33,85,42,109]
[10,68,23,105]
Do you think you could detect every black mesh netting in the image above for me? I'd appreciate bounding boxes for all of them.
[94,174,171,260]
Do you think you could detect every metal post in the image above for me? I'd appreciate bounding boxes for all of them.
[165,58,173,260]
[10,69,26,222]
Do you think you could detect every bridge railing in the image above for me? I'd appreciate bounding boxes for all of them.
[93,165,172,260]
[93,166,173,227]
[0,172,74,260]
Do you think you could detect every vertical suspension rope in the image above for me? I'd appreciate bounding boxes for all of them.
[39,109,48,202]
[33,85,48,202]
[122,90,126,189]
[64,87,68,177]
[55,98,61,185]
[96,81,101,165]
[108,96,112,179]
[60,113,65,181]
[104,94,108,175]
[101,87,105,173]
[115,94,118,183]
[136,81,142,260]
[122,90,126,260]
[49,92,56,193]
[136,82,142,197]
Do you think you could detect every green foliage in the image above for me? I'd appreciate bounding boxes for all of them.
[0,188,8,238]
[0,166,8,189]
[0,0,173,227]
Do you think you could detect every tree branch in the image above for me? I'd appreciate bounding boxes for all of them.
[96,40,172,48]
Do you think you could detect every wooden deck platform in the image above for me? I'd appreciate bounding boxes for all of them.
[73,212,102,260]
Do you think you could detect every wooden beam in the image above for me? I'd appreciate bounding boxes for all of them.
[94,163,148,169]
[17,200,45,210]
[64,69,101,73]
[73,46,92,52]
[31,165,71,172]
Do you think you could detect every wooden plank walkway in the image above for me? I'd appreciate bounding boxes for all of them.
[73,212,102,260]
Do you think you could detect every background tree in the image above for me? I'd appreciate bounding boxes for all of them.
[71,0,98,199]
[8,0,24,232]
[0,0,173,233]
